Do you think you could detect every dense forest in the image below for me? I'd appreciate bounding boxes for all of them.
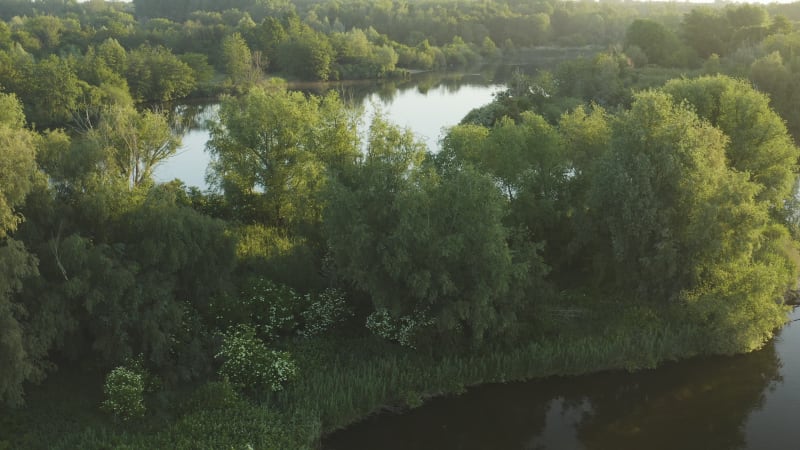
[2,0,800,448]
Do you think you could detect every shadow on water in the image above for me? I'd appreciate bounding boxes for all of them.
[325,309,800,450]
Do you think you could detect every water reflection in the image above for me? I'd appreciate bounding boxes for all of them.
[153,70,505,189]
[325,309,799,450]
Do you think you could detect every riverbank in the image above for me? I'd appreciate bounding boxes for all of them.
[3,298,790,449]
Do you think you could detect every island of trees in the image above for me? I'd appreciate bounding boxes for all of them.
[2,0,800,448]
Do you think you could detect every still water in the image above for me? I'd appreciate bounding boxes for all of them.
[153,72,504,189]
[325,307,800,450]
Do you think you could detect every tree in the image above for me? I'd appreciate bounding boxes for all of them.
[662,75,800,207]
[89,105,180,189]
[442,112,569,265]
[126,44,196,102]
[221,32,257,86]
[588,88,797,342]
[0,92,37,238]
[325,116,547,347]
[682,8,731,58]
[625,19,683,67]
[25,55,82,127]
[589,91,733,299]
[207,86,359,229]
[275,18,335,81]
[0,93,41,406]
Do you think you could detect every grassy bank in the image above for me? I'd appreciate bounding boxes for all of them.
[3,297,775,450]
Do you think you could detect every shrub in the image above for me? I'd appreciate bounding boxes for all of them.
[216,324,298,392]
[101,366,145,421]
[299,288,351,338]
[217,277,352,340]
[366,308,435,349]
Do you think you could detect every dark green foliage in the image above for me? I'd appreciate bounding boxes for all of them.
[275,18,335,81]
[125,44,196,102]
[216,324,298,392]
[0,240,39,407]
[326,116,547,347]
[4,1,800,446]
[101,364,146,421]
[625,19,686,67]
[15,168,237,382]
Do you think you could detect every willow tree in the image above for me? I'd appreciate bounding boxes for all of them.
[662,75,799,207]
[590,90,796,352]
[206,86,360,230]
[325,116,547,347]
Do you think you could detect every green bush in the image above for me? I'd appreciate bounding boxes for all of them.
[299,288,351,338]
[101,366,145,421]
[216,277,351,340]
[216,324,298,392]
[365,308,435,349]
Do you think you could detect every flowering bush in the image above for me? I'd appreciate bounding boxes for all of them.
[366,308,435,349]
[101,365,146,421]
[242,279,301,339]
[216,324,298,392]
[299,288,351,338]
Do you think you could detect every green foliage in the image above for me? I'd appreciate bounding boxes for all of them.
[233,224,327,290]
[590,90,733,298]
[275,18,335,81]
[126,44,196,102]
[0,240,40,407]
[236,278,302,339]
[0,93,41,407]
[214,276,350,340]
[365,308,435,349]
[88,105,181,189]
[625,19,686,67]
[207,86,359,231]
[662,75,800,206]
[0,93,37,237]
[332,28,401,78]
[5,1,800,445]
[101,364,146,421]
[299,288,351,338]
[221,32,257,86]
[216,324,298,392]
[326,116,547,347]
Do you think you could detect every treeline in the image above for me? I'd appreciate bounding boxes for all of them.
[0,0,797,125]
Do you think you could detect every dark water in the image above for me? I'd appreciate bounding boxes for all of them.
[325,308,800,450]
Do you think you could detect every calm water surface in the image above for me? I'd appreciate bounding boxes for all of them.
[324,307,800,450]
[153,72,503,189]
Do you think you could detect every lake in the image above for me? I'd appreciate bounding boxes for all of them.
[153,71,506,189]
[324,307,800,450]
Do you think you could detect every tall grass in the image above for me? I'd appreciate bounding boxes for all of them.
[7,299,784,449]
